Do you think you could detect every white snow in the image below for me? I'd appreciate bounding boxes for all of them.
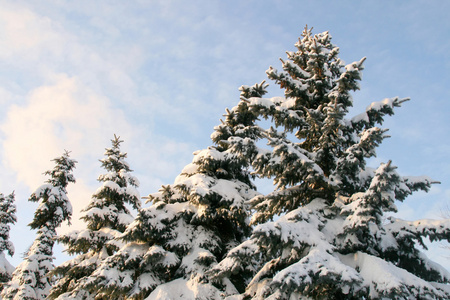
[366,97,395,111]
[0,252,14,277]
[338,251,448,299]
[145,278,222,300]
[272,248,362,292]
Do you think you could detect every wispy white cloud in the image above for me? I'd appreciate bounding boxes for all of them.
[0,4,59,61]
[1,74,131,187]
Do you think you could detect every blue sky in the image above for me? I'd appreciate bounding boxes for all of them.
[1,1,449,269]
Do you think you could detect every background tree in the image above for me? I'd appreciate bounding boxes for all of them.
[81,83,267,300]
[210,27,450,299]
[48,136,141,300]
[0,192,17,290]
[1,151,76,300]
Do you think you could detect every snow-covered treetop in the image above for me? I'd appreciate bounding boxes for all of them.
[81,135,140,234]
[42,150,77,188]
[28,150,77,230]
[98,135,140,190]
[100,135,133,177]
[219,26,434,225]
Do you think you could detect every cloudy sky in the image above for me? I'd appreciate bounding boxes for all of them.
[1,1,449,269]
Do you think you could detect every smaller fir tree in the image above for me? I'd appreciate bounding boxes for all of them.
[81,83,267,300]
[0,192,17,290]
[49,136,141,300]
[1,151,76,300]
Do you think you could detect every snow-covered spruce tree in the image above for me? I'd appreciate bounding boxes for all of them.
[48,136,141,300]
[0,192,17,290]
[210,26,450,299]
[82,83,266,300]
[1,151,76,300]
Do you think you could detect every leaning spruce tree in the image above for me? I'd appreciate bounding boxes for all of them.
[210,27,450,299]
[1,151,76,300]
[80,84,267,300]
[48,136,141,300]
[0,192,17,289]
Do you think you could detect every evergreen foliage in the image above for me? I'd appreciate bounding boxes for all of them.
[210,26,450,299]
[48,136,141,300]
[1,151,76,300]
[81,84,267,300]
[0,192,17,289]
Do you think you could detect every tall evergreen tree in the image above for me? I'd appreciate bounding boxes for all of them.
[81,83,267,300]
[1,151,76,300]
[48,136,141,300]
[0,192,17,290]
[210,27,450,299]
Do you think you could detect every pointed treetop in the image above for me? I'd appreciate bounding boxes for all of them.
[29,150,76,229]
[301,24,313,39]
[112,134,124,149]
[44,150,77,188]
[100,134,133,175]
